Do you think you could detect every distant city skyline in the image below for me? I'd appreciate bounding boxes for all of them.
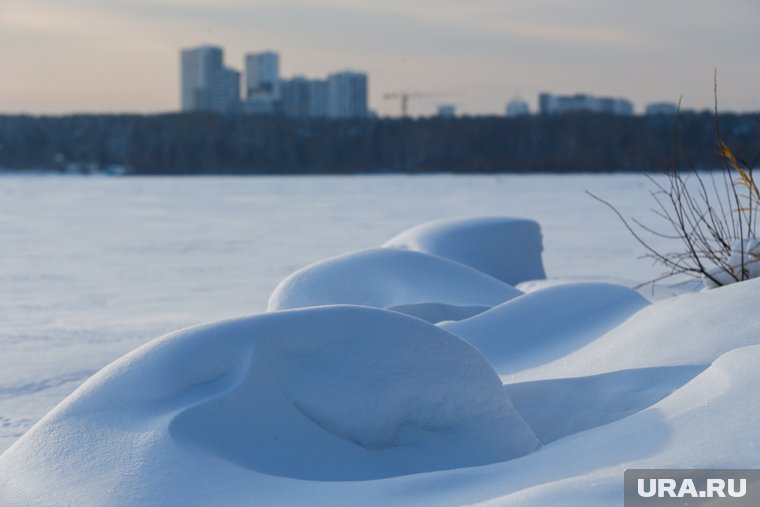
[1,0,759,116]
[181,45,370,118]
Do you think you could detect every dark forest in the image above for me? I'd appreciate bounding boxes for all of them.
[0,112,757,174]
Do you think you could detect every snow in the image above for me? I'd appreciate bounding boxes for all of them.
[268,247,521,314]
[0,306,538,503]
[440,283,650,376]
[386,302,491,324]
[459,344,760,507]
[1,174,758,507]
[703,237,760,288]
[504,365,705,444]
[509,277,760,382]
[5,285,758,506]
[384,216,545,285]
[516,276,703,300]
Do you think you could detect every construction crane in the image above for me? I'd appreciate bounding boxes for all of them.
[383,91,461,118]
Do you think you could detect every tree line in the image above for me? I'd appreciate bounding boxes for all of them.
[0,112,756,174]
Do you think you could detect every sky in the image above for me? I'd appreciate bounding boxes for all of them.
[1,0,758,117]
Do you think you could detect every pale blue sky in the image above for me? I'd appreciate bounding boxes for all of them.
[1,0,758,116]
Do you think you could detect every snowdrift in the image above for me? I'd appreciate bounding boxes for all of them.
[384,217,545,285]
[0,306,538,504]
[454,343,760,507]
[511,277,760,381]
[505,364,705,443]
[2,212,760,507]
[268,248,521,317]
[441,283,650,376]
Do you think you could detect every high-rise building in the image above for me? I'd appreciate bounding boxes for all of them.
[280,77,310,118]
[597,97,634,115]
[243,52,280,115]
[327,71,369,119]
[555,94,600,113]
[279,77,330,118]
[645,102,678,115]
[506,98,530,117]
[180,45,240,113]
[181,46,372,118]
[181,45,221,111]
[538,93,554,115]
[211,67,241,113]
[436,104,457,118]
[612,98,634,115]
[538,92,633,116]
[245,52,280,99]
[308,79,329,118]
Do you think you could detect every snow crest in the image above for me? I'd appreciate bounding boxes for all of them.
[384,217,545,285]
[268,247,521,315]
[441,283,650,376]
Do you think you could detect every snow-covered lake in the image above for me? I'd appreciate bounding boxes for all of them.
[0,174,668,452]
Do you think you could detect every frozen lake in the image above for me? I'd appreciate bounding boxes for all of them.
[0,174,670,452]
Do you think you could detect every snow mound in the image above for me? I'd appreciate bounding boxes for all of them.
[268,248,521,313]
[441,283,650,375]
[515,276,760,381]
[505,365,704,444]
[384,217,545,285]
[0,306,538,504]
[477,344,760,507]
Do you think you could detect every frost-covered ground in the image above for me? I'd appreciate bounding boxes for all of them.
[2,174,756,507]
